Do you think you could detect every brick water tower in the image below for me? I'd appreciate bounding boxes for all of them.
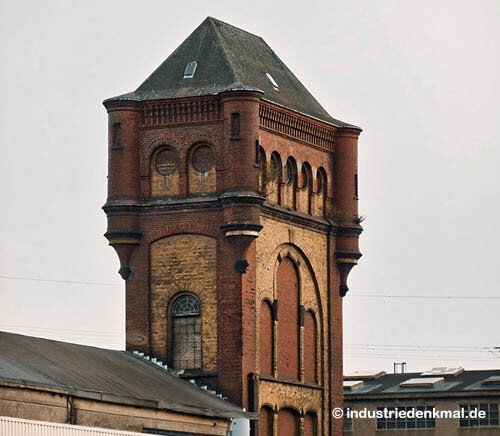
[103,17,362,436]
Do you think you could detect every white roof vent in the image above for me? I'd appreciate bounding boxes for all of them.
[266,72,279,90]
[184,61,198,78]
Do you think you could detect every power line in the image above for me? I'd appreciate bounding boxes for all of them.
[0,324,122,337]
[0,328,123,347]
[1,276,497,298]
[345,343,497,351]
[349,294,500,300]
[344,353,500,362]
[0,275,121,287]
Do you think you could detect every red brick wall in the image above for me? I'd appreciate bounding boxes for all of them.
[278,408,299,436]
[106,104,141,201]
[259,406,273,436]
[277,258,299,380]
[104,92,362,435]
[304,412,317,436]
[304,310,317,384]
[259,300,273,376]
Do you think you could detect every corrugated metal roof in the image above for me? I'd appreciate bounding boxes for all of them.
[105,17,359,128]
[344,370,500,397]
[0,331,246,419]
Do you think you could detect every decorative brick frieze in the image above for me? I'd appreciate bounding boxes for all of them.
[259,103,336,151]
[141,98,222,127]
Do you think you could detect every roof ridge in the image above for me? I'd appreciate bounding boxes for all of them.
[206,16,264,41]
[207,17,238,86]
[259,38,339,124]
[135,18,214,92]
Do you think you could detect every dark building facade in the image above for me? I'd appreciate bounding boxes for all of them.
[103,17,362,436]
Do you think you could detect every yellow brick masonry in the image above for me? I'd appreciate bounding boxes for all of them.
[150,234,218,372]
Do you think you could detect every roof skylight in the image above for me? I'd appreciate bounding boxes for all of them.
[421,367,464,377]
[400,377,444,387]
[184,61,198,79]
[344,380,364,390]
[266,73,279,90]
[482,376,500,385]
[344,370,386,380]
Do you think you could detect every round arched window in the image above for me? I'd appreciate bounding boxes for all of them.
[270,154,281,180]
[155,147,178,175]
[317,172,323,194]
[300,165,308,189]
[172,295,201,370]
[173,295,200,316]
[192,145,215,173]
[285,160,294,185]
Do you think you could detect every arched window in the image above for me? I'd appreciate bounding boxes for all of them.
[188,143,216,195]
[277,257,299,380]
[316,168,326,195]
[304,412,318,436]
[299,162,313,214]
[315,167,327,217]
[172,294,201,370]
[151,145,180,198]
[258,147,267,193]
[285,159,295,185]
[284,157,297,210]
[259,406,274,436]
[260,300,273,375]
[304,310,318,383]
[278,408,299,436]
[300,165,308,189]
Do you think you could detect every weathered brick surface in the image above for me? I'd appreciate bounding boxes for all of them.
[278,408,300,436]
[304,412,317,436]
[259,406,274,436]
[277,258,300,380]
[259,300,273,376]
[151,166,180,197]
[150,234,217,372]
[187,143,217,195]
[141,123,224,198]
[104,92,361,435]
[304,310,318,384]
[255,217,331,434]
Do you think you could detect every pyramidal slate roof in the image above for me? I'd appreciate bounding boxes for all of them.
[108,17,355,128]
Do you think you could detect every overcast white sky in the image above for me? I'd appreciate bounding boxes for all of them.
[1,0,499,374]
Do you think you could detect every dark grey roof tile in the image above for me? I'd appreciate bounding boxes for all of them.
[106,17,356,128]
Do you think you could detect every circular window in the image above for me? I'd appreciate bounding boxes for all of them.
[155,147,178,175]
[285,160,294,185]
[192,145,215,173]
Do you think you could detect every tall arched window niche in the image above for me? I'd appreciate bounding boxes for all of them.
[283,157,297,209]
[171,294,201,370]
[315,167,327,217]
